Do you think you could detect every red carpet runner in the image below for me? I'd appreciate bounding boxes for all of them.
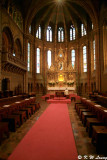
[8,104,78,160]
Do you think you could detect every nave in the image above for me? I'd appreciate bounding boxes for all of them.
[0,97,104,160]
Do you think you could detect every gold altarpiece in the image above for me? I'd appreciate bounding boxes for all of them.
[47,48,76,93]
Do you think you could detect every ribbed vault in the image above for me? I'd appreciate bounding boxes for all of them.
[5,0,106,33]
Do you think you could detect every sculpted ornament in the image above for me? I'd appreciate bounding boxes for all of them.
[48,64,55,72]
[47,47,76,89]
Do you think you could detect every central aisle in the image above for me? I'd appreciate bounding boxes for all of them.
[8,104,78,160]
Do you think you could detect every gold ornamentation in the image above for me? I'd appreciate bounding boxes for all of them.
[47,48,76,88]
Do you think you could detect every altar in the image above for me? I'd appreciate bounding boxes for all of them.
[47,87,75,91]
[47,87,76,94]
[47,48,77,94]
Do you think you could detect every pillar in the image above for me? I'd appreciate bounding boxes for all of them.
[0,3,2,91]
[95,29,101,92]
[87,40,91,95]
[76,42,80,95]
[23,35,28,93]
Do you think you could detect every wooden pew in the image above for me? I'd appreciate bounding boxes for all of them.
[92,126,107,155]
[0,108,9,144]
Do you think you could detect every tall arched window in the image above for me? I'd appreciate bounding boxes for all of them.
[36,25,41,39]
[83,46,87,72]
[93,40,96,70]
[46,26,52,42]
[58,27,64,42]
[47,50,51,68]
[70,25,75,41]
[71,50,75,68]
[81,24,86,36]
[27,42,30,71]
[36,48,40,73]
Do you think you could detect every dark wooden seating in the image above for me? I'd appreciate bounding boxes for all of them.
[86,118,102,137]
[76,105,88,114]
[74,102,82,109]
[30,102,40,110]
[81,112,96,126]
[26,106,34,115]
[92,126,107,154]
[79,109,90,119]
[0,105,21,132]
[86,108,107,137]
[12,111,27,124]
[0,122,9,144]
[75,104,83,111]
[0,97,38,144]
[0,97,36,131]
[0,111,9,143]
[3,103,27,125]
[29,104,36,113]
[75,97,107,155]
[35,103,40,110]
[17,97,36,118]
[0,95,28,107]
[2,114,20,132]
[19,108,32,119]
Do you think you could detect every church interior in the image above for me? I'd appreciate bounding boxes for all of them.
[0,0,107,159]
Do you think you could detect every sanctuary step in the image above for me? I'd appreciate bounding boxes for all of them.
[47,99,71,104]
[54,97,66,100]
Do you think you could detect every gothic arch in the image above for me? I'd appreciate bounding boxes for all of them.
[14,38,22,58]
[2,27,14,53]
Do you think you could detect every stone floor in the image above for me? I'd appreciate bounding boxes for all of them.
[0,98,105,160]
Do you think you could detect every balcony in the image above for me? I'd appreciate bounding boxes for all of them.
[2,52,26,71]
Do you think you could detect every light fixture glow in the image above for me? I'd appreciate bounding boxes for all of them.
[55,0,65,5]
[58,75,64,81]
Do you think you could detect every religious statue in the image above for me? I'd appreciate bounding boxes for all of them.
[59,62,63,70]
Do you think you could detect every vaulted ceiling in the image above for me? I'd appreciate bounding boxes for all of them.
[4,0,107,31]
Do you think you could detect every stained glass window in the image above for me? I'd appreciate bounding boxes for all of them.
[36,25,41,39]
[81,24,86,36]
[36,48,40,73]
[27,42,30,71]
[71,50,75,68]
[70,25,75,41]
[46,26,52,42]
[93,40,96,70]
[83,46,87,72]
[47,50,51,68]
[58,27,64,42]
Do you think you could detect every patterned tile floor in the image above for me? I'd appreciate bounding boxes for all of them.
[0,99,105,160]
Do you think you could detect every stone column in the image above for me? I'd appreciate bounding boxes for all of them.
[87,40,91,95]
[0,3,2,91]
[43,46,47,94]
[33,38,36,93]
[23,35,28,93]
[76,42,80,95]
[95,29,100,92]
